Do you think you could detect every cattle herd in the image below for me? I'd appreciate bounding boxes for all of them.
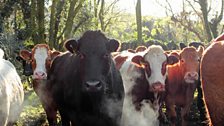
[1,30,224,126]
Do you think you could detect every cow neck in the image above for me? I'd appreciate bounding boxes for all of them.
[32,79,47,93]
[129,68,159,111]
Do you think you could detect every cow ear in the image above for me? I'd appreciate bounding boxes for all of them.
[179,42,187,50]
[16,56,23,62]
[20,50,32,61]
[214,32,224,42]
[51,51,61,60]
[135,46,147,52]
[114,55,128,69]
[167,55,179,65]
[131,55,144,66]
[64,39,78,53]
[107,39,120,52]
[197,45,204,57]
[127,49,136,53]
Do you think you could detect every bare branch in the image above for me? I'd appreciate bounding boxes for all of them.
[193,0,200,4]
[155,0,174,15]
[186,0,203,21]
[171,16,204,41]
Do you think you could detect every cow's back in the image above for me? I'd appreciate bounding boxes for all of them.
[0,59,24,125]
[201,41,224,125]
[48,52,80,106]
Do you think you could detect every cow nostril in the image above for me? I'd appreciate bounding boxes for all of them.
[189,72,198,78]
[95,83,102,88]
[41,73,45,77]
[34,72,46,78]
[85,83,90,88]
[85,81,102,89]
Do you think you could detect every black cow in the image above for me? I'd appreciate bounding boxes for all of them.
[47,30,124,126]
[179,42,205,50]
[16,55,33,76]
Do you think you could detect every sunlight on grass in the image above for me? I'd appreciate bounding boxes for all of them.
[16,90,48,126]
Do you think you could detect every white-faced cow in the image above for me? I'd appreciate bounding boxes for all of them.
[47,30,124,126]
[114,45,178,126]
[19,44,60,125]
[0,49,24,126]
[165,46,204,126]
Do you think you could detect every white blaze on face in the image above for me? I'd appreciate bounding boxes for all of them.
[33,47,48,79]
[144,45,167,87]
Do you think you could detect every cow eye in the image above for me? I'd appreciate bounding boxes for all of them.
[162,61,167,75]
[180,59,185,63]
[144,63,151,77]
[78,53,85,59]
[103,53,110,59]
[47,57,51,62]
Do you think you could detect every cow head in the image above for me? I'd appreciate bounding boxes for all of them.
[131,45,178,92]
[16,55,33,76]
[135,45,147,52]
[20,44,60,80]
[179,46,204,83]
[64,30,120,93]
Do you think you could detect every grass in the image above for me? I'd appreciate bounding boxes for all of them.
[15,88,203,126]
[16,90,48,126]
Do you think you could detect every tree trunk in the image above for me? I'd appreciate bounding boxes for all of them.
[36,0,45,44]
[136,0,142,43]
[99,0,105,31]
[49,0,57,48]
[31,0,38,44]
[199,0,212,42]
[209,0,224,38]
[64,0,85,40]
[0,0,18,33]
[54,0,65,49]
[94,0,100,29]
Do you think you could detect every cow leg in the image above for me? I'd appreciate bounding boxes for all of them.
[181,84,197,126]
[166,104,176,126]
[6,122,14,126]
[181,105,190,126]
[36,92,57,125]
[0,95,10,126]
[0,110,8,126]
[45,107,57,126]
[166,97,176,126]
[59,109,70,126]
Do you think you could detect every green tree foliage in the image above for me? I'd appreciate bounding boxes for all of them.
[0,0,223,51]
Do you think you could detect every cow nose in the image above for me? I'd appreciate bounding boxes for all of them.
[85,80,102,91]
[24,70,33,76]
[150,82,165,92]
[33,71,47,79]
[186,72,198,79]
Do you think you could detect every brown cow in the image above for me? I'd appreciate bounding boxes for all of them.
[201,35,224,126]
[135,45,147,52]
[19,44,60,126]
[165,46,204,126]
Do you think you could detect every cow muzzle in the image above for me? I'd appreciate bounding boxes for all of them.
[150,82,165,92]
[24,69,33,76]
[84,80,102,92]
[184,72,198,83]
[33,71,47,80]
